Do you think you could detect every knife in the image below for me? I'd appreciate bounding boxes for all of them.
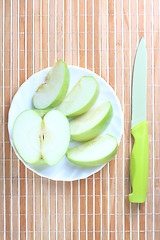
[129,38,149,203]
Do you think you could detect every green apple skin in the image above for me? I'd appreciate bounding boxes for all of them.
[66,134,118,167]
[70,101,112,142]
[33,60,70,109]
[57,76,99,117]
[47,61,70,108]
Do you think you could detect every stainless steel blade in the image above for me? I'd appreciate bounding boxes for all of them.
[131,38,147,129]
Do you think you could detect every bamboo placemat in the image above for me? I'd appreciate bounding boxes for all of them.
[0,0,160,239]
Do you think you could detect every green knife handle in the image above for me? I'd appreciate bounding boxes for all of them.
[129,121,149,203]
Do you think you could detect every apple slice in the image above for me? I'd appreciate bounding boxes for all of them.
[12,109,70,165]
[13,110,42,164]
[66,134,118,167]
[41,110,70,165]
[33,60,70,109]
[70,101,112,142]
[57,76,99,117]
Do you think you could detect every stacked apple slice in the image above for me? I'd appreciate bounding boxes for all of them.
[12,60,118,167]
[70,101,112,142]
[56,76,99,117]
[67,135,118,167]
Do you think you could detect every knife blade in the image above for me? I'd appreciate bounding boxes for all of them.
[129,38,149,203]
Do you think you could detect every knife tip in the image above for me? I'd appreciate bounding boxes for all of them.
[138,37,147,55]
[139,37,145,45]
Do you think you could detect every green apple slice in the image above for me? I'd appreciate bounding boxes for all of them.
[12,109,70,165]
[57,76,99,117]
[70,101,112,142]
[41,110,70,165]
[13,110,42,164]
[66,134,118,167]
[33,60,70,109]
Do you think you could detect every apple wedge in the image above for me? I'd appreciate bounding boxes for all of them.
[33,60,70,109]
[66,134,118,167]
[12,109,70,165]
[57,76,99,117]
[70,101,112,142]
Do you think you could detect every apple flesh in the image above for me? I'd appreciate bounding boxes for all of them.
[56,76,99,117]
[66,134,118,167]
[12,109,70,165]
[70,101,112,142]
[33,60,70,109]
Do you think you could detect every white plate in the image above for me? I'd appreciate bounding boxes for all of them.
[8,66,123,181]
